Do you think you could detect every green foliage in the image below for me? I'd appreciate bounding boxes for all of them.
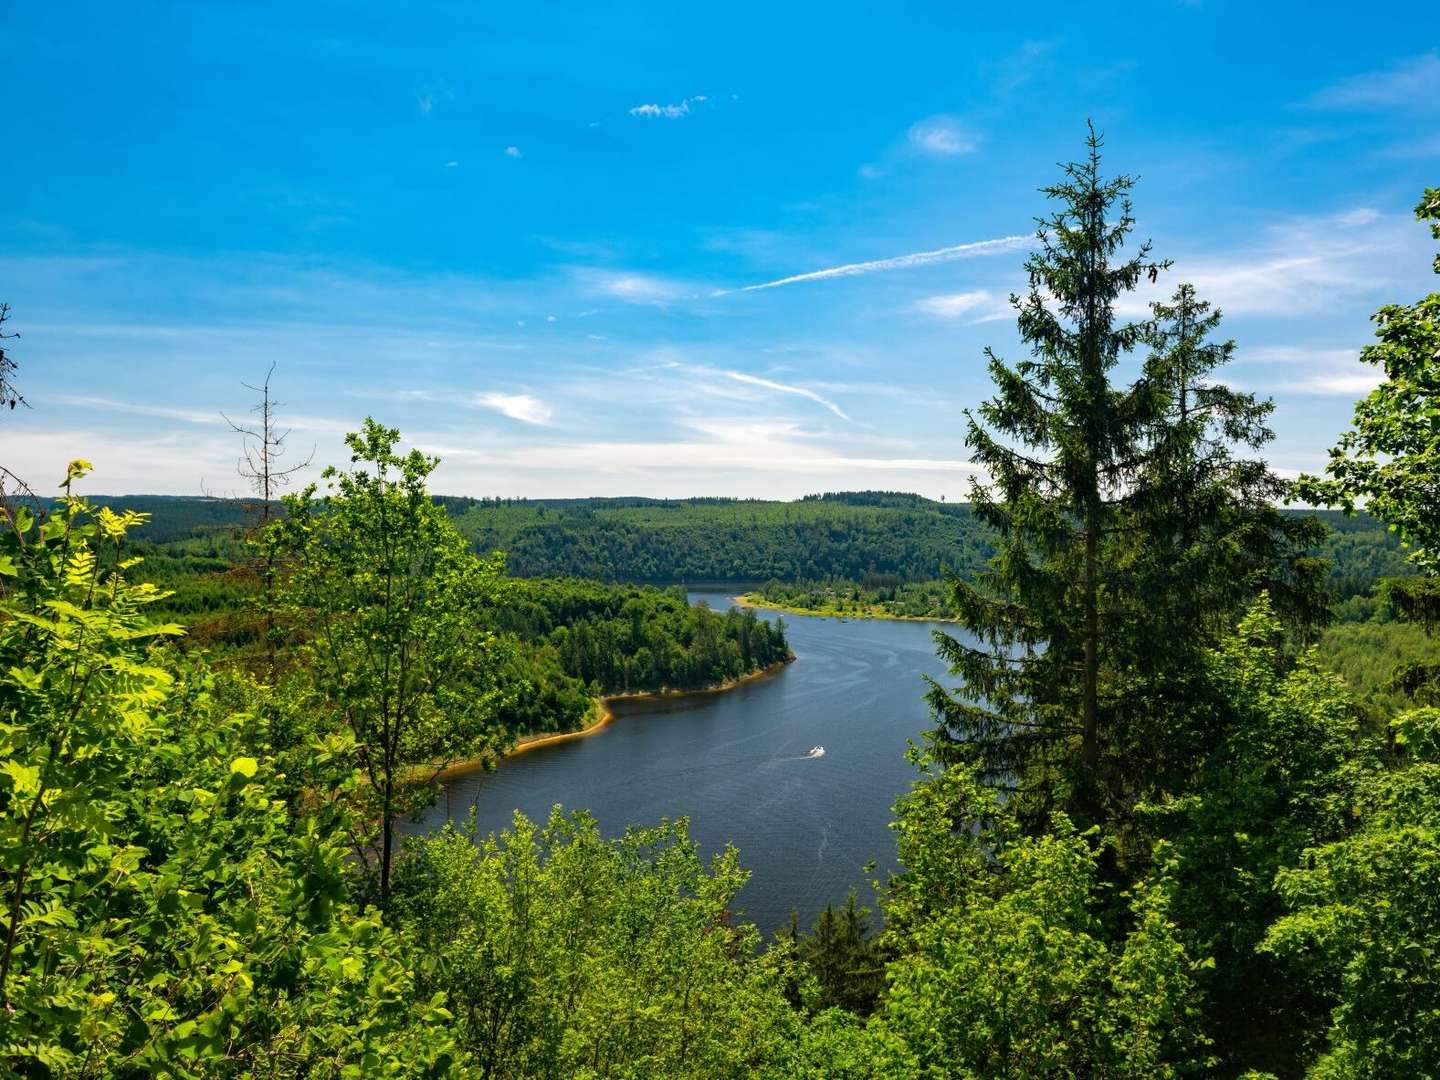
[392,807,808,1079]
[1141,597,1375,1073]
[1298,189,1440,579]
[877,756,1209,1078]
[272,419,510,905]
[744,578,956,621]
[1262,705,1440,1078]
[498,578,790,695]
[452,494,993,583]
[931,128,1164,825]
[1316,619,1440,713]
[0,465,454,1076]
[784,890,886,1016]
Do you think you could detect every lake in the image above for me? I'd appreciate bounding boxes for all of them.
[421,589,966,934]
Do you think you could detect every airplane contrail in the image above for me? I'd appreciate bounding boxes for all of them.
[725,234,1032,294]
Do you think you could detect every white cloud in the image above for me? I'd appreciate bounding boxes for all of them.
[908,116,979,156]
[913,289,1012,323]
[1114,207,1429,319]
[444,160,459,168]
[1235,345,1377,397]
[472,392,554,426]
[1289,371,1384,396]
[629,95,707,119]
[429,419,978,479]
[589,271,689,305]
[51,394,353,434]
[621,360,852,421]
[729,235,1030,293]
[1309,53,1440,109]
[1335,207,1380,227]
[1244,345,1361,368]
[504,146,522,158]
[51,395,218,426]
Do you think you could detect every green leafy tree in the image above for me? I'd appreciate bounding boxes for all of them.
[932,132,1324,838]
[1141,597,1374,1074]
[1274,192,1440,1077]
[1113,284,1328,827]
[1298,189,1440,580]
[1298,187,1440,697]
[1262,705,1440,1079]
[274,419,510,906]
[787,890,886,1016]
[0,464,454,1075]
[393,807,807,1079]
[875,755,1209,1078]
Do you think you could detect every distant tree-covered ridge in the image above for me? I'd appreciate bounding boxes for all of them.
[740,513,1412,623]
[449,495,994,582]
[73,492,1408,601]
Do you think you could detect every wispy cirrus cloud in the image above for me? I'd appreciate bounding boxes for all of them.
[627,360,852,421]
[913,289,1013,323]
[1307,53,1440,109]
[51,394,353,433]
[707,368,850,421]
[585,270,693,305]
[416,81,454,115]
[986,39,1058,98]
[1115,207,1429,319]
[908,116,979,156]
[1235,345,1377,397]
[51,395,218,426]
[472,392,553,425]
[727,235,1030,293]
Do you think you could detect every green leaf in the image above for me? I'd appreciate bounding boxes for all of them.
[229,757,258,779]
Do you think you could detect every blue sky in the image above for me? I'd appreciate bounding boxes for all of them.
[3,1,1437,498]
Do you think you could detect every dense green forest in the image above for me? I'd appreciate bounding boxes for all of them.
[84,491,1407,595]
[489,579,790,736]
[3,142,1439,1078]
[449,493,991,583]
[740,516,1411,624]
[77,489,997,583]
[119,533,789,738]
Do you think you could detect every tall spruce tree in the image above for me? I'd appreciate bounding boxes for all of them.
[929,129,1324,831]
[928,126,1163,826]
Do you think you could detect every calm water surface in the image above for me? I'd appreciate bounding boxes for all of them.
[421,589,967,933]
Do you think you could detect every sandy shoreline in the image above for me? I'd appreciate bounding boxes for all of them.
[731,593,960,624]
[433,656,795,781]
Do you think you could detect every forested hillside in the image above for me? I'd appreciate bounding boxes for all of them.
[117,533,789,737]
[85,491,1405,593]
[452,494,993,581]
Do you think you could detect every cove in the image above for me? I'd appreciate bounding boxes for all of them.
[423,589,971,934]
